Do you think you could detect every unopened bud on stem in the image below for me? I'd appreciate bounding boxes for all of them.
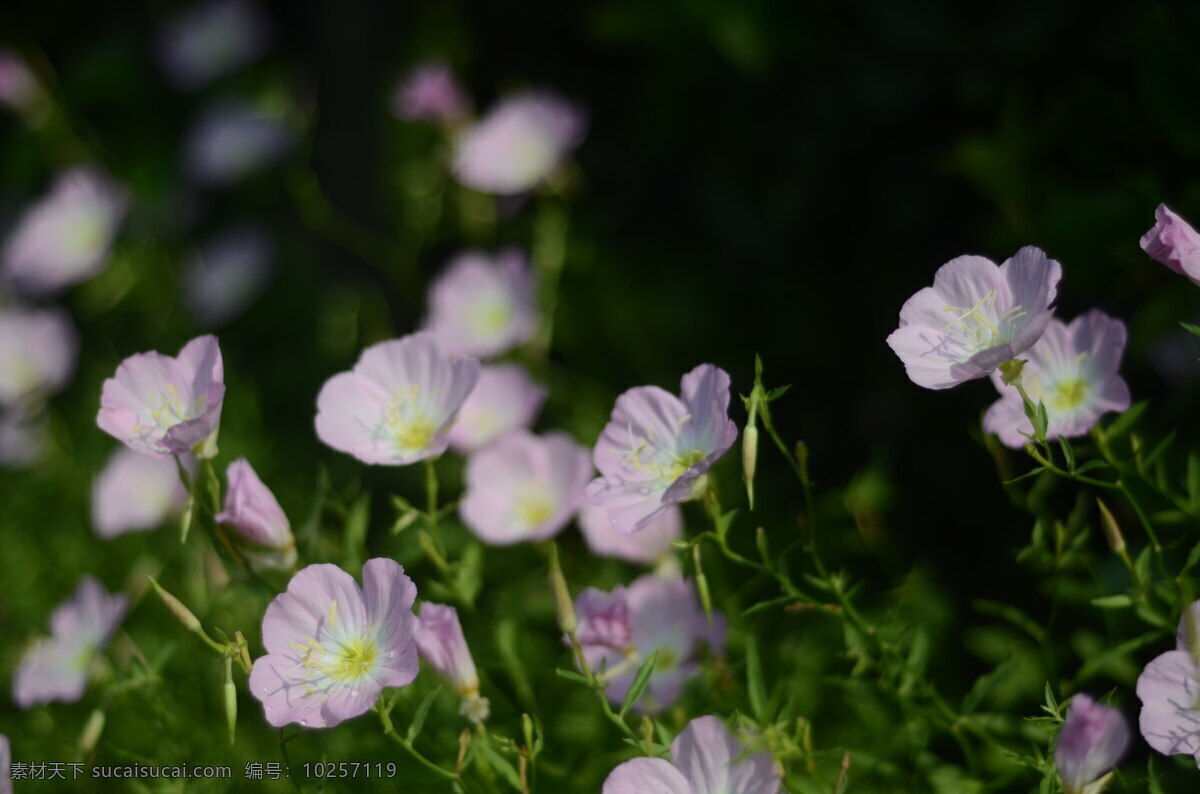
[148,577,203,634]
[547,543,576,634]
[1096,499,1126,556]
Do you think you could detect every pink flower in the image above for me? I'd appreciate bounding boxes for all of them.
[425,250,538,359]
[573,573,724,713]
[1055,694,1129,794]
[96,335,225,459]
[13,577,128,708]
[578,503,682,565]
[315,332,480,465]
[1137,601,1200,766]
[215,458,296,569]
[0,305,78,408]
[0,48,42,114]
[156,0,271,90]
[1,167,129,297]
[603,715,780,794]
[586,364,737,535]
[453,91,586,195]
[414,603,489,722]
[1141,204,1200,284]
[0,407,46,468]
[983,310,1131,448]
[186,101,294,187]
[182,224,274,327]
[0,734,9,794]
[886,246,1062,389]
[392,61,469,124]
[92,447,190,538]
[248,559,419,728]
[447,363,546,453]
[460,430,591,545]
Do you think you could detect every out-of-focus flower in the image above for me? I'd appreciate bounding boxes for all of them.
[414,602,489,722]
[886,246,1062,390]
[453,91,586,195]
[0,407,46,468]
[0,733,9,794]
[215,457,296,569]
[578,503,681,565]
[1055,694,1130,794]
[13,577,128,708]
[1,167,129,297]
[587,364,737,535]
[447,363,545,453]
[573,573,723,713]
[315,332,479,466]
[425,249,537,359]
[0,48,42,114]
[392,61,469,124]
[1141,204,1200,285]
[248,559,419,728]
[96,334,225,459]
[92,447,190,538]
[0,305,77,407]
[186,102,293,187]
[603,715,780,794]
[182,224,274,327]
[156,0,270,90]
[460,430,591,545]
[1137,602,1200,766]
[983,310,1130,448]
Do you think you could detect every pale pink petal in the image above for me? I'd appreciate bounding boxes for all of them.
[672,716,780,794]
[1137,650,1200,758]
[602,758,692,794]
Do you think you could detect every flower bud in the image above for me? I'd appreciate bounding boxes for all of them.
[148,577,202,634]
[223,657,237,745]
[548,544,576,634]
[742,425,759,508]
[414,602,490,723]
[79,709,105,755]
[1055,694,1129,794]
[214,458,296,570]
[1096,499,1126,556]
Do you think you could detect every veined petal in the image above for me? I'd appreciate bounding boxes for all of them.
[672,715,780,794]
[602,758,692,794]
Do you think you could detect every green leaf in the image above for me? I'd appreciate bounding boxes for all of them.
[476,741,524,792]
[1105,401,1148,439]
[741,595,800,617]
[1182,539,1200,575]
[1181,321,1200,338]
[765,384,792,401]
[454,542,484,605]
[1003,466,1046,485]
[1073,460,1112,475]
[1059,437,1076,471]
[406,685,442,743]
[619,651,659,718]
[745,637,768,722]
[343,492,371,570]
[1090,594,1134,609]
[554,668,592,687]
[961,659,1011,714]
[1043,681,1058,715]
[1188,453,1200,506]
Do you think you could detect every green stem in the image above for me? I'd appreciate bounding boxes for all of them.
[376,699,460,780]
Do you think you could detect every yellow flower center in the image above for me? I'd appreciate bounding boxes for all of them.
[1048,377,1088,411]
[384,385,437,452]
[473,301,513,337]
[512,488,555,528]
[323,637,379,683]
